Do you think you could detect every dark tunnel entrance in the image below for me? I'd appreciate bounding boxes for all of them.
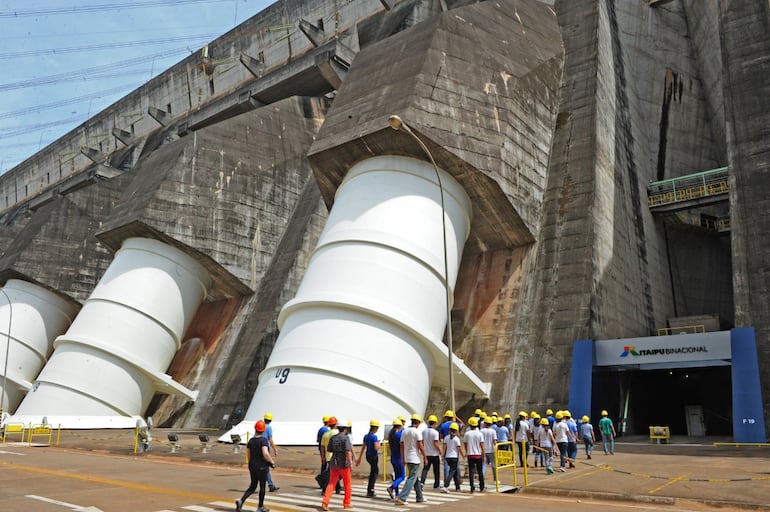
[592,365,732,437]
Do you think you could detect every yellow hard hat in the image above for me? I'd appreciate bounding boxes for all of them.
[264,412,273,421]
[530,410,538,417]
[518,411,528,418]
[555,411,564,419]
[398,415,407,424]
[347,419,353,427]
[474,408,482,415]
[428,414,439,423]
[450,422,459,431]
[504,413,512,419]
[484,416,494,424]
[323,415,330,422]
[468,417,479,427]
[392,418,403,426]
[370,419,380,427]
[491,411,499,417]
[444,410,455,418]
[582,415,590,423]
[563,410,572,418]
[532,413,540,420]
[546,409,554,415]
[540,418,549,426]
[601,410,608,416]
[411,413,423,423]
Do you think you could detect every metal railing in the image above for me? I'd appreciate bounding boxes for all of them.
[648,167,729,207]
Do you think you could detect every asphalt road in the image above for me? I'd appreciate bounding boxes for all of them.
[0,443,754,512]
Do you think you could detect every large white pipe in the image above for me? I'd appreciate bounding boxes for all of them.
[224,155,475,445]
[0,279,78,414]
[12,237,211,428]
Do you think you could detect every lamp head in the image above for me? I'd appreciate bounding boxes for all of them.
[388,115,404,130]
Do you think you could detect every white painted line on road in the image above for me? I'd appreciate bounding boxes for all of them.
[0,449,25,455]
[26,495,82,509]
[181,506,221,512]
[25,495,104,511]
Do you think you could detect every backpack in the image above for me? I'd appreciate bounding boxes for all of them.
[327,433,350,468]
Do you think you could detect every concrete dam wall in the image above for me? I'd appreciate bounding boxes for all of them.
[0,0,768,441]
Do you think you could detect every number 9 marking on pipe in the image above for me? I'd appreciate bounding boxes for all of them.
[275,367,290,384]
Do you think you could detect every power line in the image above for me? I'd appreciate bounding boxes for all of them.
[0,0,237,18]
[0,47,190,91]
[0,83,143,120]
[0,114,90,139]
[0,33,220,59]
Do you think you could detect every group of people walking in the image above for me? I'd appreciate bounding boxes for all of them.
[504,408,617,475]
[236,408,618,511]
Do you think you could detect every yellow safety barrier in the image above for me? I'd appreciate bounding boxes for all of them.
[381,440,390,482]
[2,422,26,443]
[27,424,53,446]
[649,426,670,443]
[494,441,518,492]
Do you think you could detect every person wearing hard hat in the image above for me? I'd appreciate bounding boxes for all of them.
[552,411,569,472]
[536,417,556,474]
[386,418,405,500]
[235,419,276,512]
[356,420,381,497]
[318,417,340,492]
[395,414,426,505]
[495,415,510,449]
[420,415,442,490]
[530,413,543,467]
[317,415,331,473]
[480,416,497,482]
[579,415,595,459]
[514,411,530,468]
[546,408,556,429]
[321,419,353,510]
[440,422,465,492]
[464,416,486,492]
[598,410,616,455]
[563,411,578,468]
[438,409,459,485]
[263,412,279,492]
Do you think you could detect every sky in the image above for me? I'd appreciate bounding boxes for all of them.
[0,0,274,175]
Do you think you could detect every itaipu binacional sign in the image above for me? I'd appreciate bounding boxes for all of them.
[593,331,732,367]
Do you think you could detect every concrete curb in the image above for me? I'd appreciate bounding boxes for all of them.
[522,486,766,510]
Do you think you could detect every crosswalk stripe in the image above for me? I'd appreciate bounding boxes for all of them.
[264,492,428,511]
[366,483,476,500]
[159,480,486,512]
[209,500,305,512]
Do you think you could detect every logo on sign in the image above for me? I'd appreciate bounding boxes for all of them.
[620,345,639,357]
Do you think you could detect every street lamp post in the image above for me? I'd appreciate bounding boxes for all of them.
[0,286,12,424]
[388,115,456,414]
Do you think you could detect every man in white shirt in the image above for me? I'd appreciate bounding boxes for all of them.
[552,411,570,472]
[396,414,427,505]
[420,415,442,489]
[480,417,497,482]
[464,417,485,492]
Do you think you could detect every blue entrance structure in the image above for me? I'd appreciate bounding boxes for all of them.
[568,328,766,443]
